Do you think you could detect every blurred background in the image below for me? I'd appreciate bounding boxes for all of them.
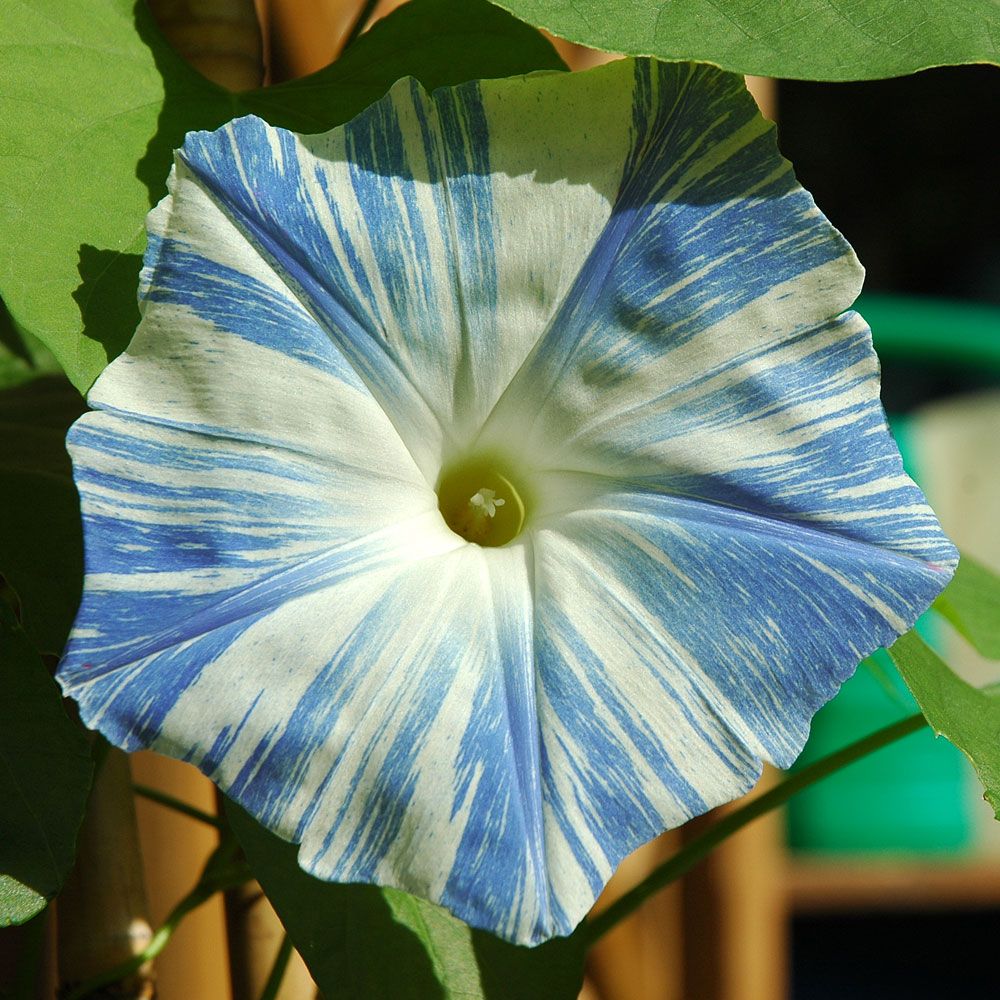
[3,2,997,998]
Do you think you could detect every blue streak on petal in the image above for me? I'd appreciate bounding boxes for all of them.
[177,119,440,440]
[560,495,950,767]
[67,615,259,753]
[143,239,362,383]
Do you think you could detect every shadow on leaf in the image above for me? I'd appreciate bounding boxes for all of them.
[133,0,235,207]
[0,297,31,364]
[226,799,588,999]
[473,926,586,999]
[0,376,86,654]
[72,245,142,369]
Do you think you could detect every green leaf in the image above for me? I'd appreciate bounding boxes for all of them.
[887,631,1000,819]
[245,0,566,134]
[0,0,563,393]
[0,377,86,654]
[0,298,60,391]
[934,554,1000,659]
[0,602,93,927]
[491,0,1000,80]
[225,801,586,1000]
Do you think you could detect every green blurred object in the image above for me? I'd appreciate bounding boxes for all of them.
[787,649,970,852]
[788,292,1000,853]
[861,293,1000,371]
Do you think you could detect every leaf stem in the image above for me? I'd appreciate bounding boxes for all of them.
[582,711,927,945]
[341,0,379,53]
[133,782,226,830]
[258,934,294,1000]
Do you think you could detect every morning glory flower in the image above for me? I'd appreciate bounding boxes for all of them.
[58,59,956,945]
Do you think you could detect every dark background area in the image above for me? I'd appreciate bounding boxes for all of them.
[792,909,1000,999]
[778,67,1000,998]
[778,67,1000,415]
[778,67,999,305]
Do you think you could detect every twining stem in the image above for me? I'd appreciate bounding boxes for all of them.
[341,0,380,52]
[133,783,226,830]
[63,842,252,1000]
[258,935,294,1000]
[582,711,927,944]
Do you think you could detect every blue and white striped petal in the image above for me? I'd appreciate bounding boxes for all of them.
[59,57,956,946]
[146,70,633,462]
[528,482,951,911]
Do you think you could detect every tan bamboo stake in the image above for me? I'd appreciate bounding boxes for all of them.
[584,831,685,1000]
[745,76,777,121]
[681,769,788,1000]
[41,909,58,1000]
[148,0,264,91]
[0,907,57,1000]
[131,753,232,1000]
[57,746,155,999]
[222,878,317,1000]
[258,0,359,81]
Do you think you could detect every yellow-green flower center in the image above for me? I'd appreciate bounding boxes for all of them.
[437,456,528,547]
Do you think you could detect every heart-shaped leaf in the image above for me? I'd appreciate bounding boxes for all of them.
[934,554,1000,659]
[888,630,1000,819]
[491,0,1000,80]
[0,0,564,392]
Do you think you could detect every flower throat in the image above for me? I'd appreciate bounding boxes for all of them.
[437,456,527,547]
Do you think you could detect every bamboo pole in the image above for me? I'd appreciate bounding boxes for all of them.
[681,770,788,1000]
[745,76,777,121]
[131,753,232,1000]
[223,879,317,1000]
[257,0,358,81]
[148,0,264,91]
[57,747,155,999]
[584,831,685,1000]
[0,908,57,1000]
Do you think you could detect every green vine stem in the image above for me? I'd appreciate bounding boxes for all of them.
[63,842,252,1000]
[74,709,932,988]
[132,783,226,830]
[583,711,927,945]
[258,934,294,1000]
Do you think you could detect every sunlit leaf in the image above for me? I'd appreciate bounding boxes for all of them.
[0,602,93,927]
[491,0,999,80]
[0,0,564,391]
[888,630,1000,819]
[226,801,586,1000]
[934,554,1000,659]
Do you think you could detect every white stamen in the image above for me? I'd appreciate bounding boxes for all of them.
[469,488,505,518]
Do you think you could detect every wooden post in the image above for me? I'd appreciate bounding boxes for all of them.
[223,880,316,1000]
[256,0,359,81]
[148,0,264,90]
[131,753,232,1000]
[57,747,155,999]
[745,77,777,121]
[585,832,685,1000]
[681,771,788,1000]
